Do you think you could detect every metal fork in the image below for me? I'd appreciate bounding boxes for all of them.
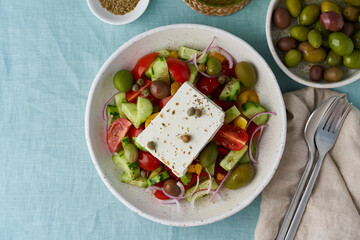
[284,98,352,240]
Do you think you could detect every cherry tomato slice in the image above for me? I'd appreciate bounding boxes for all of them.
[196,76,220,96]
[166,58,190,84]
[128,124,144,141]
[137,151,161,171]
[159,96,172,109]
[246,121,260,138]
[211,86,223,100]
[126,78,152,102]
[132,53,159,80]
[154,190,169,200]
[221,60,232,77]
[215,125,249,151]
[217,146,230,158]
[214,100,235,111]
[106,118,132,153]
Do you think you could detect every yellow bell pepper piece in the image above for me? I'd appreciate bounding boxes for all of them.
[168,50,178,58]
[145,112,159,128]
[233,116,248,130]
[187,163,203,175]
[209,52,226,63]
[236,89,260,108]
[171,82,181,96]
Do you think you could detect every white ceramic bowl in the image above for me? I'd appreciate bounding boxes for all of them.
[266,0,360,88]
[85,24,287,226]
[87,0,149,25]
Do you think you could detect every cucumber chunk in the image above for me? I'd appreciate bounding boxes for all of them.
[106,105,119,124]
[132,137,148,152]
[135,97,153,128]
[114,92,128,118]
[180,172,193,186]
[185,179,218,201]
[121,172,148,188]
[112,151,140,180]
[122,103,137,125]
[241,101,268,125]
[144,57,170,84]
[147,171,170,186]
[238,143,255,164]
[155,49,170,58]
[148,166,163,179]
[178,46,208,63]
[219,145,248,171]
[121,136,131,148]
[188,64,199,84]
[219,78,241,101]
[224,105,241,124]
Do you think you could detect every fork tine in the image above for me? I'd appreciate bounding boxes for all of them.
[327,99,347,132]
[333,102,352,135]
[318,97,340,130]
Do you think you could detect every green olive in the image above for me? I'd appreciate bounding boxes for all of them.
[113,70,133,92]
[343,50,360,69]
[314,20,330,38]
[286,0,302,17]
[299,5,320,25]
[352,31,360,49]
[321,1,341,15]
[324,67,343,82]
[328,32,354,56]
[326,50,342,67]
[343,0,360,7]
[206,56,222,76]
[224,163,254,189]
[285,49,302,67]
[322,37,330,48]
[290,25,310,42]
[124,143,138,163]
[308,29,322,48]
[199,142,218,168]
[235,62,256,88]
[298,42,327,63]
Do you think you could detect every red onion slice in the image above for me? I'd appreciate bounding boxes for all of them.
[145,186,162,192]
[248,124,268,164]
[192,53,217,78]
[185,36,215,63]
[245,111,277,131]
[210,164,237,201]
[102,92,119,120]
[191,189,223,208]
[209,46,234,69]
[157,199,180,212]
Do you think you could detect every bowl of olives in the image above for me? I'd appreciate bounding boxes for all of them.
[266,0,360,88]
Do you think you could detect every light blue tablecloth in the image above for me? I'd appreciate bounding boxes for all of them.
[1,0,359,239]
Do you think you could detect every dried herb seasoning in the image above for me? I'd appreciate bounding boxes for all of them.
[99,0,140,15]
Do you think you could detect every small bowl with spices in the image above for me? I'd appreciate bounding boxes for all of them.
[87,0,149,25]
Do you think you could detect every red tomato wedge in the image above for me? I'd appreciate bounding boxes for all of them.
[196,76,220,96]
[159,96,172,109]
[126,78,152,102]
[166,58,190,84]
[154,190,169,200]
[137,151,161,171]
[132,53,159,80]
[214,100,235,111]
[128,124,144,141]
[217,146,230,158]
[106,118,132,153]
[246,121,260,138]
[215,125,249,151]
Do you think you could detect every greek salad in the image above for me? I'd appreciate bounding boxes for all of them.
[103,38,276,210]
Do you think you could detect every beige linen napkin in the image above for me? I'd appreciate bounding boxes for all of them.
[255,88,360,240]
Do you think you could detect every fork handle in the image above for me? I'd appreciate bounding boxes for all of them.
[276,152,315,240]
[284,152,326,240]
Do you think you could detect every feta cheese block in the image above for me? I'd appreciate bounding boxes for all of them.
[136,82,224,177]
